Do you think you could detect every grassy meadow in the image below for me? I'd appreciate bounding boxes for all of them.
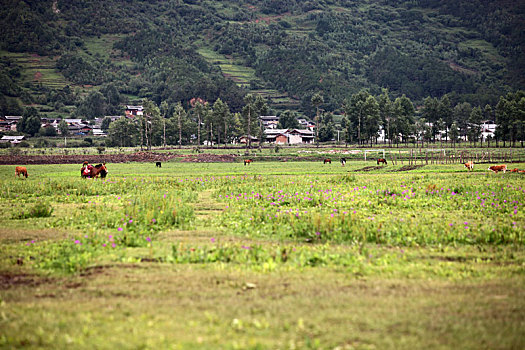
[0,160,524,349]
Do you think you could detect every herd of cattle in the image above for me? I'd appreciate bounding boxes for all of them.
[12,159,525,179]
[462,161,524,173]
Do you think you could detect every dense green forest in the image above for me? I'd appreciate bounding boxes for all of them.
[0,0,524,118]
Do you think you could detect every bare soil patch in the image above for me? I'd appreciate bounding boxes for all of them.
[354,166,384,172]
[0,152,184,165]
[0,152,244,165]
[393,165,426,172]
[0,272,53,290]
[180,153,237,163]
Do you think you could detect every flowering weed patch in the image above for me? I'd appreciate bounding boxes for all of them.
[0,162,523,273]
[214,173,525,245]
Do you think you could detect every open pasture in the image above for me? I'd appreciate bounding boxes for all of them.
[0,161,524,349]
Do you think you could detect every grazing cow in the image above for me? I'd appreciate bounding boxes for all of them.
[510,168,519,173]
[377,158,387,165]
[156,162,162,168]
[340,158,346,167]
[464,161,474,171]
[488,165,507,173]
[323,158,331,164]
[15,166,28,178]
[244,159,253,166]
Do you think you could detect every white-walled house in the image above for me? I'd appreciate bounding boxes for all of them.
[264,128,315,144]
[259,116,280,129]
[481,120,496,140]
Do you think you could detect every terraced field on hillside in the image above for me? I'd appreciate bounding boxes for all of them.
[1,51,68,89]
[197,47,300,111]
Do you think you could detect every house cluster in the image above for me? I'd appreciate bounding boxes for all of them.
[0,106,146,138]
[418,121,497,142]
[264,128,315,144]
[5,107,497,145]
[0,116,22,131]
[259,115,313,130]
[238,115,316,145]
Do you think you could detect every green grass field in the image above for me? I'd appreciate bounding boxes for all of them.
[0,161,524,349]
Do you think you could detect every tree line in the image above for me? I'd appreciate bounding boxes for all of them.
[13,88,525,149]
[104,94,269,150]
[342,89,525,148]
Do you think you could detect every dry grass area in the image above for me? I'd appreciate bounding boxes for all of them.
[1,265,524,349]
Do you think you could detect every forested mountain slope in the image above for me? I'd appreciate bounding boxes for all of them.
[0,0,523,117]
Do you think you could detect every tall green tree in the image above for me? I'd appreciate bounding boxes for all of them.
[242,94,257,150]
[453,102,472,143]
[318,112,335,142]
[58,119,69,136]
[449,121,460,148]
[160,100,170,147]
[17,107,41,136]
[278,110,300,129]
[495,91,525,147]
[362,96,380,146]
[101,83,121,115]
[108,117,138,147]
[172,102,186,148]
[212,98,231,147]
[422,97,440,123]
[438,95,453,142]
[311,92,323,147]
[377,89,393,146]
[344,90,380,146]
[254,95,269,146]
[468,106,483,147]
[101,117,112,131]
[422,97,441,142]
[392,95,415,146]
[190,98,208,147]
[142,99,160,150]
[76,90,106,119]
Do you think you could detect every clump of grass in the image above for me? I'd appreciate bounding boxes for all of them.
[13,201,53,219]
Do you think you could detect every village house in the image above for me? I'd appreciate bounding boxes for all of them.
[57,118,92,135]
[92,128,107,137]
[297,118,309,128]
[264,129,289,144]
[0,135,25,144]
[238,135,259,145]
[481,120,496,140]
[95,116,123,126]
[259,116,280,129]
[125,105,143,118]
[264,128,315,144]
[0,116,22,131]
[288,129,315,144]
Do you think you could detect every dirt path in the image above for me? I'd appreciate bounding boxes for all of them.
[0,152,239,165]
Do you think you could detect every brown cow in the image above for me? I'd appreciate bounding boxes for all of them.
[15,166,28,178]
[510,168,519,173]
[464,161,474,171]
[488,165,507,173]
[244,159,253,166]
[377,158,387,165]
[323,158,331,164]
